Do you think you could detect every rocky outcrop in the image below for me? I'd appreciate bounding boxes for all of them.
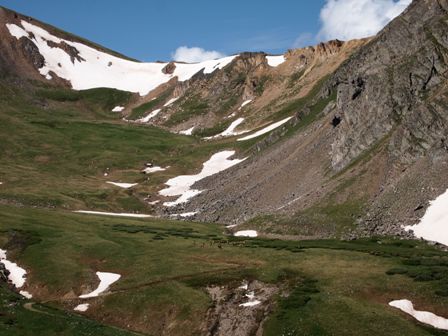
[47,40,85,64]
[328,0,448,171]
[19,36,45,69]
[162,61,176,74]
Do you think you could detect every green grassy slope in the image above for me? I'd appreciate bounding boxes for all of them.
[1,205,448,335]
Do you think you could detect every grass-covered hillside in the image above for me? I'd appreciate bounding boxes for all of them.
[1,205,448,335]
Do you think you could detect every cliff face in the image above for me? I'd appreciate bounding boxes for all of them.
[329,0,448,171]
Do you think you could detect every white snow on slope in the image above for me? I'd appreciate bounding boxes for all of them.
[112,106,124,112]
[20,291,32,299]
[106,182,138,189]
[405,189,448,246]
[80,272,121,298]
[234,230,258,238]
[74,210,152,218]
[240,291,261,307]
[143,166,167,174]
[6,21,237,96]
[164,97,179,107]
[159,151,246,207]
[204,118,247,139]
[389,299,448,330]
[74,303,90,312]
[139,109,161,123]
[239,100,252,110]
[0,249,32,298]
[266,55,286,67]
[237,117,292,141]
[179,127,195,135]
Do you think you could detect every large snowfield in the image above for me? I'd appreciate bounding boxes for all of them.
[6,20,237,96]
[405,189,448,246]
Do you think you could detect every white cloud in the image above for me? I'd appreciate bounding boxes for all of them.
[318,0,411,41]
[172,46,225,63]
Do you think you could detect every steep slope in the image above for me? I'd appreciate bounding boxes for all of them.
[173,0,448,240]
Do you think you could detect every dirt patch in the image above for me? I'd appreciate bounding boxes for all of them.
[201,280,278,336]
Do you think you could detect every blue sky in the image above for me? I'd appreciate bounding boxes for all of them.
[1,0,410,62]
[0,0,325,61]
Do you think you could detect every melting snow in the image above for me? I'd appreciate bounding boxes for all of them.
[179,127,195,135]
[405,189,448,246]
[112,106,125,112]
[171,212,198,218]
[20,291,32,299]
[204,118,248,139]
[240,291,261,307]
[389,299,448,330]
[159,151,246,207]
[164,97,179,107]
[80,272,121,298]
[74,210,152,218]
[6,21,237,96]
[239,100,252,110]
[266,55,286,67]
[139,109,161,123]
[0,249,32,298]
[237,117,292,141]
[106,182,138,189]
[234,230,258,238]
[142,166,167,174]
[74,303,90,312]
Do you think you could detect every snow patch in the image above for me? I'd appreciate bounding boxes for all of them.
[389,299,448,330]
[159,151,246,207]
[179,127,195,135]
[106,182,138,189]
[139,109,161,123]
[240,291,261,307]
[204,118,248,139]
[74,210,152,218]
[237,117,292,141]
[20,291,32,299]
[80,272,121,298]
[164,97,179,107]
[239,100,252,110]
[74,303,90,312]
[142,166,167,174]
[405,189,448,246]
[234,230,258,238]
[0,249,32,298]
[266,55,286,67]
[112,106,125,112]
[6,21,237,96]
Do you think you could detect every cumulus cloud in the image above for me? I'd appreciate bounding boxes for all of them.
[172,46,225,63]
[318,0,411,41]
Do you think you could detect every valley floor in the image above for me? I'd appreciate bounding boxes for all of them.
[1,205,448,335]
